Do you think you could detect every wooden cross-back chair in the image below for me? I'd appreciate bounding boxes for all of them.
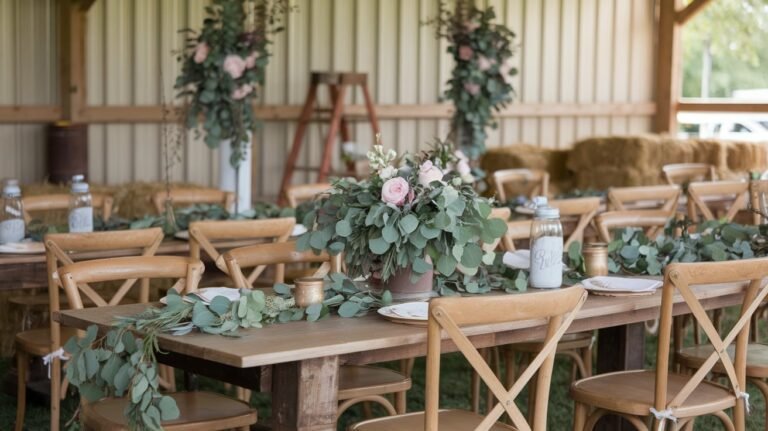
[594,210,673,243]
[662,163,716,186]
[686,180,749,223]
[492,169,549,202]
[352,287,587,431]
[571,258,768,431]
[22,193,114,223]
[152,188,235,214]
[749,179,768,225]
[223,241,412,420]
[499,197,601,251]
[284,182,332,208]
[56,256,257,431]
[607,185,681,213]
[189,218,296,287]
[14,228,164,431]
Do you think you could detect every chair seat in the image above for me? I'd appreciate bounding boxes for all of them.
[81,391,256,431]
[570,369,735,418]
[507,331,593,353]
[678,343,768,379]
[16,327,80,356]
[351,409,516,431]
[338,365,411,400]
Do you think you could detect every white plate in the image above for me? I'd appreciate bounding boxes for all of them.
[582,276,661,293]
[0,241,45,254]
[161,287,241,305]
[174,230,190,240]
[514,206,535,215]
[174,224,306,241]
[377,302,429,321]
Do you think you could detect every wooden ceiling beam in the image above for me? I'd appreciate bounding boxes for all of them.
[676,0,714,24]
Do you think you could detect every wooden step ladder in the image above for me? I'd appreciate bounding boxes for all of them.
[279,72,379,205]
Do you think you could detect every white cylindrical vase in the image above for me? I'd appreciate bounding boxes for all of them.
[218,135,252,214]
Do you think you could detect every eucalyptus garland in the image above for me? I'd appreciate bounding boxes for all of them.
[64,273,391,431]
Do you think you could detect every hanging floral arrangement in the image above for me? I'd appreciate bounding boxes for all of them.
[429,0,518,161]
[175,0,291,168]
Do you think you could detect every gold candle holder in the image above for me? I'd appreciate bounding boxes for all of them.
[583,242,609,277]
[293,277,325,308]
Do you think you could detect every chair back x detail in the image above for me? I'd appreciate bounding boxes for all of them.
[662,163,716,186]
[686,180,749,223]
[284,182,332,208]
[492,169,549,202]
[500,197,600,251]
[189,218,296,286]
[425,287,587,430]
[655,258,768,421]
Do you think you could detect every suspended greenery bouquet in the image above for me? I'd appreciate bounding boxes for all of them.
[297,139,508,295]
[175,0,290,172]
[428,0,517,160]
[64,274,390,431]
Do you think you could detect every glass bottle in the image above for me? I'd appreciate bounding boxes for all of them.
[529,206,563,288]
[68,175,93,233]
[0,179,25,244]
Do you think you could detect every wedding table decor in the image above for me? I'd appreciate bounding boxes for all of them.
[297,140,508,298]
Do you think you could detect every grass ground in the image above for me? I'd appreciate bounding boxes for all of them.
[1,306,766,430]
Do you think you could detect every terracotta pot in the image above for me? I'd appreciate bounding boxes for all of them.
[371,261,435,301]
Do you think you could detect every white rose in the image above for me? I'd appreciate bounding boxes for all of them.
[379,166,397,180]
[418,160,444,187]
[457,159,472,176]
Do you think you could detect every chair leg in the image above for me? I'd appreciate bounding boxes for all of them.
[15,350,27,431]
[572,401,588,431]
[51,357,62,431]
[471,348,488,413]
[581,344,593,378]
[713,410,736,431]
[504,348,516,388]
[394,390,406,414]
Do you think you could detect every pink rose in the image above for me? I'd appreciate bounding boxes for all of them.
[418,160,444,187]
[454,149,469,162]
[500,62,512,82]
[193,42,210,64]
[381,177,410,207]
[464,82,480,96]
[458,45,474,61]
[223,55,247,79]
[245,51,260,69]
[231,84,254,100]
[477,55,494,71]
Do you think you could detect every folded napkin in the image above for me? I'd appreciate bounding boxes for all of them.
[582,276,661,293]
[379,302,429,320]
[0,241,45,254]
[502,250,568,271]
[188,287,242,304]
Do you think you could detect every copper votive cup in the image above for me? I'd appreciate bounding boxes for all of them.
[294,277,325,308]
[583,242,609,277]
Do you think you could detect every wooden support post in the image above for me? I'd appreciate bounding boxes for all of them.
[676,0,713,24]
[271,356,340,431]
[59,0,88,122]
[655,0,682,134]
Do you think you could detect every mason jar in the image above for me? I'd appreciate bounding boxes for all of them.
[529,206,563,288]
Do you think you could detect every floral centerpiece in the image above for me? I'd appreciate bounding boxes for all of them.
[429,0,517,160]
[297,140,508,296]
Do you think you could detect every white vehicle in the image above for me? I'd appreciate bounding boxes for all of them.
[677,112,768,141]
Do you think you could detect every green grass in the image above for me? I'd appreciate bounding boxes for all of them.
[3,307,767,430]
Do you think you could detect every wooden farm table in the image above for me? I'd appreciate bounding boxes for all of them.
[55,281,748,431]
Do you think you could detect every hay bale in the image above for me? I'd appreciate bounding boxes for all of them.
[480,144,574,196]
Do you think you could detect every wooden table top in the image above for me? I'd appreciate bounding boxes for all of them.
[54,281,747,369]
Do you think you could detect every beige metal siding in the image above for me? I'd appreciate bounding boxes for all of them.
[1,0,656,200]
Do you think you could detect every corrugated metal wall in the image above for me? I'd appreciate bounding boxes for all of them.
[0,0,656,199]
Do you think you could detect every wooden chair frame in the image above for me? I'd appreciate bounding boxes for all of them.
[425,288,586,430]
[152,188,235,214]
[500,197,600,251]
[492,169,549,202]
[686,180,749,222]
[189,218,296,287]
[749,180,768,225]
[22,193,114,223]
[284,182,332,208]
[15,228,165,431]
[662,163,716,186]
[607,185,681,213]
[594,210,673,243]
[573,258,768,431]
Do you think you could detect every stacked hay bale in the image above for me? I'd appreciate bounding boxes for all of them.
[480,144,573,198]
[566,136,768,189]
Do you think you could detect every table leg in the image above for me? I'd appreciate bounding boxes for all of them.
[272,355,339,431]
[595,323,645,431]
